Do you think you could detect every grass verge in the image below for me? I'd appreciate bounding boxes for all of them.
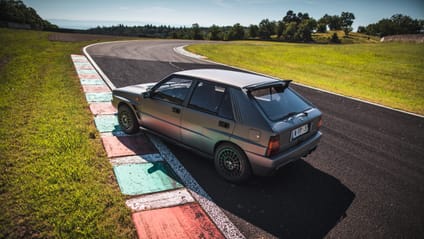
[187,41,424,115]
[0,28,136,238]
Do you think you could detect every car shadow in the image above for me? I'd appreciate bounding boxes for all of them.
[165,143,355,239]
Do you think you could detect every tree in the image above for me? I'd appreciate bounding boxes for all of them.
[318,14,330,28]
[228,23,245,40]
[248,24,259,38]
[375,19,394,36]
[191,23,203,40]
[283,10,300,24]
[280,10,316,42]
[390,14,420,34]
[208,24,221,40]
[283,22,297,41]
[295,18,317,42]
[329,15,342,30]
[276,20,285,38]
[298,12,310,21]
[258,19,274,39]
[361,14,422,37]
[357,26,367,33]
[340,12,355,36]
[317,23,327,33]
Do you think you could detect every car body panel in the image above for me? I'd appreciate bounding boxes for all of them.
[181,108,235,155]
[141,98,183,141]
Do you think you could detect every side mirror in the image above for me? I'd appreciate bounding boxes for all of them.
[142,91,151,98]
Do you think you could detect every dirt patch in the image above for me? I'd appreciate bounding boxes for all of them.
[381,34,424,43]
[48,32,137,42]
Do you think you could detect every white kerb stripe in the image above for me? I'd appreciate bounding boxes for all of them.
[125,188,195,212]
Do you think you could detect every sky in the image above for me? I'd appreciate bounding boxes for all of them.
[23,0,424,30]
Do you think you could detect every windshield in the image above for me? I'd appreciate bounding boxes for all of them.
[251,86,311,121]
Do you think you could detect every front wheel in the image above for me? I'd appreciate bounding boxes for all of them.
[214,143,252,183]
[118,104,139,134]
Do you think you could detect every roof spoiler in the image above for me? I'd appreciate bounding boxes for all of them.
[244,80,292,93]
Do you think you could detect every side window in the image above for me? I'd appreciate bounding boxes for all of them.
[189,82,233,120]
[152,77,193,104]
[218,91,234,120]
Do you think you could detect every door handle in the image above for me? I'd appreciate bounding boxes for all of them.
[218,121,230,128]
[172,107,181,114]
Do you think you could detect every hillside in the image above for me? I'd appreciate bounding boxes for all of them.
[0,0,57,29]
[313,31,381,44]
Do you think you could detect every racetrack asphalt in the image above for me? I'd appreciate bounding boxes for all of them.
[86,40,424,238]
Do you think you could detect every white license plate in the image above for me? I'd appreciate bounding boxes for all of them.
[291,124,309,140]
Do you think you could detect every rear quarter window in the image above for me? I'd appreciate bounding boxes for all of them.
[189,81,234,120]
[251,86,310,121]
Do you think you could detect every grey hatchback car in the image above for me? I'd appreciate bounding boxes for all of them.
[112,69,322,183]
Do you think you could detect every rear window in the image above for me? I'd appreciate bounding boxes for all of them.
[250,86,311,121]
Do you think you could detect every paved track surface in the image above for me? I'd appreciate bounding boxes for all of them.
[86,40,424,238]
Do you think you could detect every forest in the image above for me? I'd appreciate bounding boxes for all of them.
[0,0,57,29]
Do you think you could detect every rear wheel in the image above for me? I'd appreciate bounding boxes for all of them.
[118,104,139,134]
[214,143,252,183]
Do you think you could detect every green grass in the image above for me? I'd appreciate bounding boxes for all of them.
[0,28,136,238]
[187,41,424,115]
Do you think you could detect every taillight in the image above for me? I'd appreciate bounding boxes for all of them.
[317,117,323,129]
[266,135,280,157]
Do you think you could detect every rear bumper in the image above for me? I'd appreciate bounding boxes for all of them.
[246,131,322,176]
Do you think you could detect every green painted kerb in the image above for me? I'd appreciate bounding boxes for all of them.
[113,162,183,195]
[77,69,98,74]
[85,92,112,102]
[80,79,106,85]
[94,115,120,133]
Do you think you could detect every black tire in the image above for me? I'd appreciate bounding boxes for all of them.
[118,104,140,134]
[214,143,252,183]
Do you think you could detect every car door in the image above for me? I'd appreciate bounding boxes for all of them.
[141,76,193,141]
[181,81,235,155]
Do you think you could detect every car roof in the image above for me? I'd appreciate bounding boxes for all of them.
[173,69,280,88]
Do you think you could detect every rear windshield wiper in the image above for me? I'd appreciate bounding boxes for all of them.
[281,110,309,120]
[282,112,300,119]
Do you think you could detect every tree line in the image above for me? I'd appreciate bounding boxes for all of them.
[0,0,57,29]
[1,0,422,41]
[358,14,423,37]
[87,10,357,42]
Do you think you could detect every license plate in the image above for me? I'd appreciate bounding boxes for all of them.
[291,124,309,141]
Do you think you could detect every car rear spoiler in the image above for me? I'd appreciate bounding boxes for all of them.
[244,80,292,93]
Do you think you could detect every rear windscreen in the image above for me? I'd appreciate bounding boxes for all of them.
[250,86,311,121]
